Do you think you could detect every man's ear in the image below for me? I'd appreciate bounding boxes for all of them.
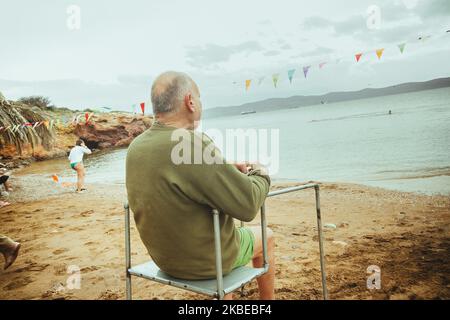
[184,93,195,112]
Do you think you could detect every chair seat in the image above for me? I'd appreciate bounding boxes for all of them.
[128,261,266,297]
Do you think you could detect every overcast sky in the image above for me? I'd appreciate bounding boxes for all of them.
[0,0,449,111]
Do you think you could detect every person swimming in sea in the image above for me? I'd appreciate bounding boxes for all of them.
[68,139,92,193]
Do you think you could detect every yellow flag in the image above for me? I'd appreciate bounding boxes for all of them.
[376,48,384,60]
[245,79,251,91]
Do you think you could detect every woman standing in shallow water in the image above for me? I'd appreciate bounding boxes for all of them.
[68,139,92,193]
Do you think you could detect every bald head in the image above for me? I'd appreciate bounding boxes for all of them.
[151,71,197,114]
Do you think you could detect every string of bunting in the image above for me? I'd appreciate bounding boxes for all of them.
[1,101,149,134]
[0,112,95,133]
[242,30,450,91]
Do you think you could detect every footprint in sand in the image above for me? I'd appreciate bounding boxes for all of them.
[98,289,120,300]
[15,262,49,273]
[80,210,94,217]
[3,276,34,290]
[53,264,69,275]
[53,248,69,255]
[80,266,99,272]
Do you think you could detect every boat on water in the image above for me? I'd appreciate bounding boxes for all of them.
[241,110,256,115]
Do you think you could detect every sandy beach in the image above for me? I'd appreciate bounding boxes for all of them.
[0,172,449,300]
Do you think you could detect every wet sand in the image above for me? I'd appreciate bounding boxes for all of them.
[0,173,449,300]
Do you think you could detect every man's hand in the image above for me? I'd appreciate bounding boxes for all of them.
[247,163,269,176]
[233,162,249,174]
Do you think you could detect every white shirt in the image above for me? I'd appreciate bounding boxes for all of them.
[68,145,92,163]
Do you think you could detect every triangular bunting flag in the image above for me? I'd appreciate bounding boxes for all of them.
[140,102,145,115]
[272,74,279,88]
[245,79,251,91]
[319,62,327,69]
[355,53,363,62]
[258,76,265,85]
[287,69,296,84]
[303,66,310,78]
[376,48,384,60]
[398,43,406,54]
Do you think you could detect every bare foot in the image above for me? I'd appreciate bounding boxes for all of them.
[4,242,21,270]
[0,201,10,208]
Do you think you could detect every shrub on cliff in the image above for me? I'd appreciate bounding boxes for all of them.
[19,96,55,110]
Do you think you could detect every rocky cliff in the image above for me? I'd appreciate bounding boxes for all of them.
[0,91,152,168]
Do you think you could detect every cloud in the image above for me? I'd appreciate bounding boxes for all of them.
[185,41,263,68]
[263,50,281,57]
[291,46,334,59]
[299,0,449,47]
[300,14,365,36]
[415,0,450,18]
[117,74,153,86]
[280,43,292,50]
[300,16,333,30]
[0,78,149,110]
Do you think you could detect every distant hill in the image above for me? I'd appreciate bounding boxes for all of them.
[203,77,450,119]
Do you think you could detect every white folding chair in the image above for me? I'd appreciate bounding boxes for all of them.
[124,183,328,300]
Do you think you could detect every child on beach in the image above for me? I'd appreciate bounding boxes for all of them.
[68,139,92,193]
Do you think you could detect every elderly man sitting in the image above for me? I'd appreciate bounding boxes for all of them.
[126,71,275,300]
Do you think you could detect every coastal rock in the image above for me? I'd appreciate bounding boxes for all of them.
[74,113,152,150]
[1,99,152,167]
[0,91,5,105]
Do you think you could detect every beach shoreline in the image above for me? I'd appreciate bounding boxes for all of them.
[1,172,449,300]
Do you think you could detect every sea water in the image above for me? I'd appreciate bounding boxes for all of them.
[20,87,450,195]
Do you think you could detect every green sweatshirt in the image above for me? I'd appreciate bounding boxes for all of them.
[126,121,270,280]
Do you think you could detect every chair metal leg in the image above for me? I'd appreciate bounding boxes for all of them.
[212,209,224,300]
[314,186,328,300]
[260,204,269,271]
[239,220,246,297]
[124,203,132,300]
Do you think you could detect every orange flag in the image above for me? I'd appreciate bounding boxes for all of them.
[245,79,251,91]
[376,48,384,60]
[355,53,363,62]
[52,174,59,183]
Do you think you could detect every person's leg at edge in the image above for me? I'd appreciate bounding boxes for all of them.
[4,180,12,192]
[249,226,275,300]
[223,226,275,300]
[0,234,21,270]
